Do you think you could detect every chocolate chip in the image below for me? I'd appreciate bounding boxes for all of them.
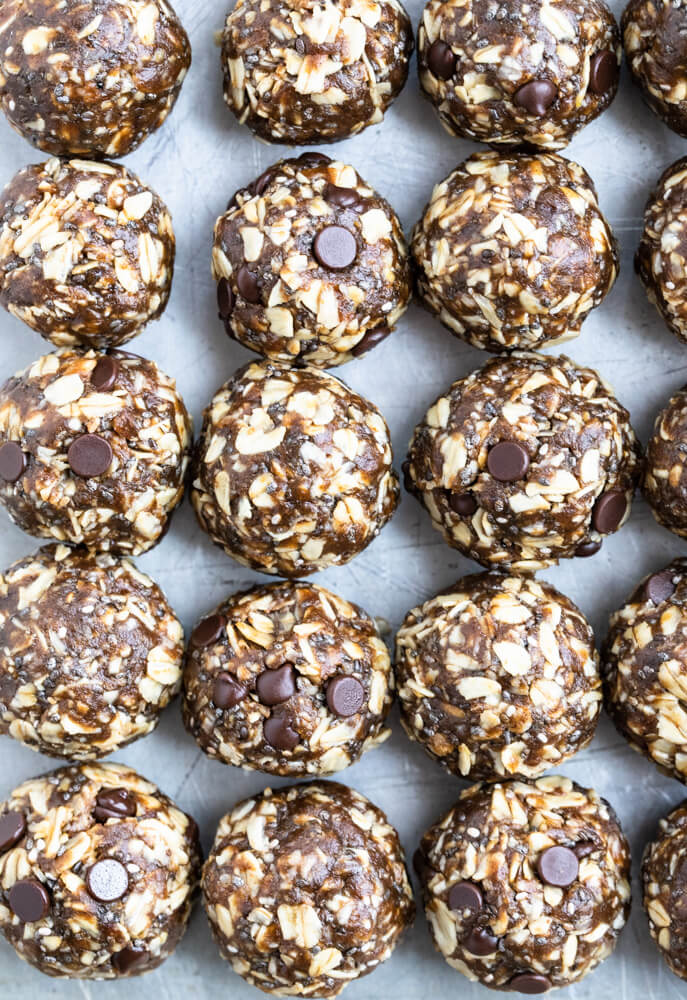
[296,152,331,168]
[513,80,558,115]
[94,788,136,823]
[573,840,596,859]
[643,569,676,606]
[427,39,456,80]
[508,973,552,994]
[8,879,50,922]
[592,489,627,534]
[575,539,601,557]
[313,225,357,270]
[264,712,299,750]
[448,881,483,914]
[217,278,234,319]
[323,183,363,210]
[351,326,390,357]
[0,442,26,483]
[67,434,112,478]
[237,265,260,303]
[252,168,274,196]
[536,845,579,887]
[402,460,414,494]
[112,946,148,974]
[449,491,477,516]
[87,858,129,902]
[294,35,308,55]
[212,673,246,710]
[589,50,618,95]
[487,441,530,482]
[91,356,119,391]
[326,676,364,717]
[464,926,498,955]
[190,614,225,648]
[257,664,297,706]
[0,811,26,853]
[412,848,427,879]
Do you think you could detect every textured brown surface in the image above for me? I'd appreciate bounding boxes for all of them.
[643,384,687,538]
[642,799,687,981]
[202,780,414,996]
[623,0,687,137]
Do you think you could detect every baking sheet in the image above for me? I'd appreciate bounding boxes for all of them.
[1,0,687,995]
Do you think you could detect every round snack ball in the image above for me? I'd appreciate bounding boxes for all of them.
[0,0,191,158]
[404,352,640,572]
[417,0,620,150]
[0,543,183,760]
[417,775,631,991]
[220,0,413,145]
[191,360,399,576]
[0,348,192,554]
[643,386,687,537]
[203,780,414,996]
[411,151,618,352]
[0,761,200,978]
[643,799,687,980]
[623,0,687,137]
[0,158,175,349]
[183,580,392,776]
[213,154,411,367]
[395,572,601,780]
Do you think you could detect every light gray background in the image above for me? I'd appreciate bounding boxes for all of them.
[0,0,686,996]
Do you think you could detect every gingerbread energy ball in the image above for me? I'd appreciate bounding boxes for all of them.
[404,352,640,571]
[213,154,411,367]
[203,781,414,996]
[417,776,631,992]
[183,581,392,776]
[643,799,687,980]
[396,573,601,780]
[220,0,413,145]
[418,0,620,150]
[0,544,183,760]
[0,349,192,554]
[643,386,687,538]
[623,0,687,137]
[411,152,618,352]
[191,361,398,576]
[0,158,175,348]
[0,0,191,158]
[0,761,200,978]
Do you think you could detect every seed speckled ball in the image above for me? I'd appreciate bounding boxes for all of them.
[190,360,399,577]
[417,776,631,992]
[395,573,601,781]
[643,385,687,538]
[183,580,393,776]
[404,352,640,572]
[0,0,191,158]
[0,761,200,979]
[213,154,411,368]
[643,799,687,981]
[0,349,192,555]
[623,0,687,137]
[202,781,414,996]
[220,0,413,145]
[417,0,620,150]
[411,151,618,352]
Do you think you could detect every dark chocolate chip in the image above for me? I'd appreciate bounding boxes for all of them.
[212,672,246,710]
[296,152,331,168]
[190,614,225,648]
[575,540,601,558]
[448,881,483,914]
[217,278,235,319]
[449,491,477,516]
[252,168,274,196]
[589,50,618,95]
[351,326,390,357]
[264,712,299,750]
[643,569,676,606]
[513,80,558,115]
[326,676,364,717]
[508,973,552,994]
[112,946,148,974]
[427,39,456,80]
[257,664,297,706]
[464,926,498,955]
[0,811,26,853]
[536,845,579,887]
[9,879,50,922]
[0,442,26,483]
[487,441,529,482]
[592,489,627,534]
[294,35,308,55]
[87,858,129,902]
[313,225,357,270]
[573,840,596,859]
[94,788,136,823]
[237,265,260,303]
[67,434,112,478]
[402,460,414,493]
[412,848,426,878]
[91,356,119,391]
[323,183,362,210]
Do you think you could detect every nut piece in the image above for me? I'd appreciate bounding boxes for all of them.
[202,780,414,996]
[623,0,687,137]
[642,799,687,981]
[643,385,687,538]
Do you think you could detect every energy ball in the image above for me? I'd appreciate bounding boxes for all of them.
[411,151,618,353]
[0,0,191,158]
[417,0,620,150]
[213,154,411,368]
[191,360,398,577]
[203,780,414,996]
[0,543,183,760]
[623,0,687,136]
[395,573,601,780]
[643,799,687,980]
[602,559,687,784]
[0,761,200,979]
[0,348,192,555]
[183,580,393,776]
[417,775,631,992]
[0,158,175,349]
[404,352,640,572]
[220,0,413,145]
[643,386,687,538]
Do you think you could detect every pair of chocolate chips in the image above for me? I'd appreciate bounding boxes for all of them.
[0,437,110,482]
[0,816,46,924]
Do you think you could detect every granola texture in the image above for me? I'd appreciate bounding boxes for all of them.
[395,573,601,781]
[417,776,631,991]
[183,580,392,776]
[191,360,399,577]
[623,0,687,137]
[0,761,200,978]
[643,385,687,537]
[642,799,687,981]
[220,0,413,145]
[0,348,192,555]
[417,0,620,150]
[0,544,183,761]
[404,352,640,572]
[411,151,618,353]
[213,154,411,368]
[0,0,190,158]
[0,158,175,349]
[202,780,414,996]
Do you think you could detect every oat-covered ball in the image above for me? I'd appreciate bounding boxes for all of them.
[203,780,414,996]
[643,799,687,980]
[0,761,200,979]
[0,349,192,555]
[0,158,175,349]
[643,386,687,538]
[0,544,183,760]
[418,0,620,150]
[411,151,618,353]
[191,360,398,576]
[623,0,687,136]
[395,573,600,781]
[417,775,631,992]
[0,0,191,158]
[213,154,411,368]
[220,0,413,145]
[404,352,640,572]
[183,581,392,776]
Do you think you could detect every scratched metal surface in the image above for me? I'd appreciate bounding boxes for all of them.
[0,0,687,996]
